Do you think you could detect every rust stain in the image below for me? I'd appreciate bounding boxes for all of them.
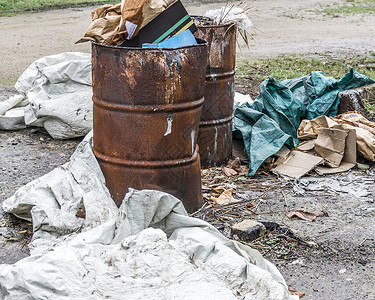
[91,41,208,212]
[194,23,236,167]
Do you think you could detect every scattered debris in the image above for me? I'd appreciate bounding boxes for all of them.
[288,287,306,298]
[298,112,375,162]
[211,188,239,205]
[222,166,238,177]
[287,210,329,222]
[1,133,295,300]
[272,151,324,179]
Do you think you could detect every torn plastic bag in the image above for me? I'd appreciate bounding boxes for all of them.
[233,69,374,176]
[1,132,297,300]
[0,52,93,139]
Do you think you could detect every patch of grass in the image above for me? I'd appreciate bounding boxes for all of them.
[310,0,375,17]
[0,0,118,16]
[237,54,375,82]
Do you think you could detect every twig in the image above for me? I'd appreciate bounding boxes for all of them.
[359,237,367,247]
[190,202,208,217]
[243,210,289,215]
[281,190,289,208]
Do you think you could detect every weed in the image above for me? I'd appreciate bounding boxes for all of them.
[311,0,375,17]
[276,250,289,258]
[0,0,118,15]
[237,54,375,82]
[266,237,280,246]
[363,99,375,111]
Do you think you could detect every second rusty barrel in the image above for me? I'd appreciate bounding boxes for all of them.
[91,41,208,212]
[194,22,236,167]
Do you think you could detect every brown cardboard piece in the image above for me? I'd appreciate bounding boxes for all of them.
[271,150,324,179]
[314,128,348,168]
[315,129,356,175]
[271,128,357,178]
[295,140,315,151]
[297,112,375,162]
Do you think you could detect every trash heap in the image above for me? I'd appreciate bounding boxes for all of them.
[0,2,300,300]
[233,70,375,177]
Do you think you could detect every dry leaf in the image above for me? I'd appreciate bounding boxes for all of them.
[212,189,240,205]
[222,166,238,177]
[227,157,242,170]
[287,210,328,221]
[289,287,305,297]
[212,185,226,194]
[246,202,254,208]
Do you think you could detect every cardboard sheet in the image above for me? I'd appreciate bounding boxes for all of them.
[271,151,324,178]
[272,127,357,177]
[315,129,356,175]
[314,128,348,168]
[295,140,315,151]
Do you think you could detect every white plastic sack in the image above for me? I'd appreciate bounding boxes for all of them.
[0,52,93,139]
[204,6,253,30]
[1,132,298,300]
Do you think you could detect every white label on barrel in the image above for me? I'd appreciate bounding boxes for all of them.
[164,113,173,136]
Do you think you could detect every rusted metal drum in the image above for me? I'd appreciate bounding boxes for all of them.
[194,23,236,167]
[91,41,208,212]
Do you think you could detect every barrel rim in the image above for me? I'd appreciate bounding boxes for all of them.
[91,38,208,51]
[191,16,236,29]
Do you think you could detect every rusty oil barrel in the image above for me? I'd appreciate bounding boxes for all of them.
[194,22,236,167]
[91,41,208,212]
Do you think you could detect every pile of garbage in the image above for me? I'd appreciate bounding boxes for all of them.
[2,1,375,299]
[233,70,375,177]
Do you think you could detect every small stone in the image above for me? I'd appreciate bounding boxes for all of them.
[356,163,369,170]
[358,259,367,266]
[231,220,266,242]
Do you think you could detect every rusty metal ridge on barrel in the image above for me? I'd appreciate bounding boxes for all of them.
[194,22,236,167]
[91,39,208,212]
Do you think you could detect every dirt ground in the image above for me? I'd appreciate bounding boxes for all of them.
[1,0,375,299]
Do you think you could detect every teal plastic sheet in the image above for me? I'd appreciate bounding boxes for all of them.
[233,69,374,176]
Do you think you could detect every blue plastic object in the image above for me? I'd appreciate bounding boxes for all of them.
[142,29,197,48]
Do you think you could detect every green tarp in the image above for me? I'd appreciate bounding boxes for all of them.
[233,69,375,176]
